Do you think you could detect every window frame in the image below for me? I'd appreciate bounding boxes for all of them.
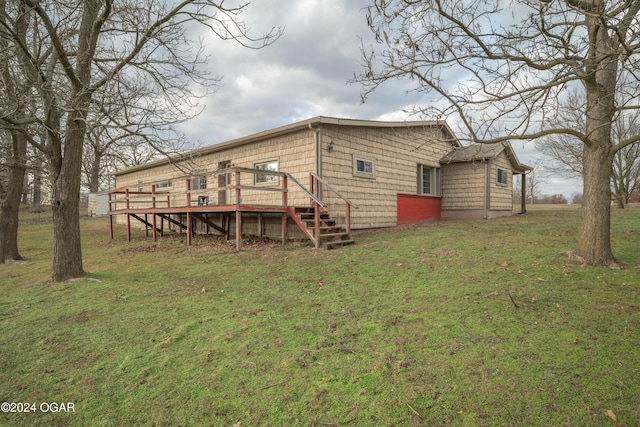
[191,176,207,190]
[254,159,279,185]
[352,154,376,179]
[496,167,508,186]
[155,181,173,190]
[418,164,441,196]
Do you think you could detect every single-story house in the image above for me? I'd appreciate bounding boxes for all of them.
[109,116,531,247]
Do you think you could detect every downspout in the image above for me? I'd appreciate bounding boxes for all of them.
[309,123,322,199]
[484,160,490,220]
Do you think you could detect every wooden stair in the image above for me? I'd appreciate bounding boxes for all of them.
[288,207,355,249]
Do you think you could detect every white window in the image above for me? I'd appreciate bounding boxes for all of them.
[418,165,441,196]
[254,159,279,185]
[155,181,172,190]
[191,176,207,190]
[353,154,376,179]
[497,167,508,186]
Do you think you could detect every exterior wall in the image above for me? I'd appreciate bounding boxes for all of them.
[441,161,487,212]
[440,152,516,220]
[319,125,454,228]
[113,129,316,224]
[397,194,441,225]
[490,153,515,211]
[111,120,520,235]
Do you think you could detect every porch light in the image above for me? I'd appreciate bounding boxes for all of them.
[327,140,335,152]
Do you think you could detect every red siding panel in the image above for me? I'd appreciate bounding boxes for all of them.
[397,194,441,225]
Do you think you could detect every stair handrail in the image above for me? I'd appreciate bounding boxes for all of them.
[309,172,358,248]
[284,172,326,207]
[309,172,359,209]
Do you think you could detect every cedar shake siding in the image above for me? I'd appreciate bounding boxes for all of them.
[319,124,455,228]
[111,117,531,242]
[440,143,531,220]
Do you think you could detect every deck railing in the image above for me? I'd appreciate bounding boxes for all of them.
[108,167,354,249]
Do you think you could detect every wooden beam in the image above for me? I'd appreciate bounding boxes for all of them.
[129,214,162,233]
[281,212,287,245]
[235,169,242,250]
[236,210,242,250]
[192,213,225,234]
[521,173,527,213]
[157,214,187,230]
[126,214,131,242]
[187,212,192,245]
[153,213,157,242]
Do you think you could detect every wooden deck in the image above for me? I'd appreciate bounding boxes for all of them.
[108,168,357,249]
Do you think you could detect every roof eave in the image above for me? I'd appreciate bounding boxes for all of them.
[113,116,461,177]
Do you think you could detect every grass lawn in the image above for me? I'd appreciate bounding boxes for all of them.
[1,205,638,426]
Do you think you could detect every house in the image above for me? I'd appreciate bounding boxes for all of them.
[109,116,530,248]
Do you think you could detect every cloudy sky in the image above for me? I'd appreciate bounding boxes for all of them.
[176,0,582,199]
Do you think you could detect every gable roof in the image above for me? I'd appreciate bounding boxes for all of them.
[113,116,460,177]
[440,142,532,173]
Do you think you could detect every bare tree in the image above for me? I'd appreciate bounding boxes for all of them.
[611,117,640,208]
[526,162,546,205]
[537,91,640,208]
[356,0,640,266]
[0,1,281,280]
[0,0,28,263]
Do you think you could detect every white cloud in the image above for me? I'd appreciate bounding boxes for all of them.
[176,0,574,196]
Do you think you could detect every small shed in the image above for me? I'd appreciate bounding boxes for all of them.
[88,192,109,217]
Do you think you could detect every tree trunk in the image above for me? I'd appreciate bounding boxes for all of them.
[88,149,102,193]
[50,139,85,281]
[21,172,29,204]
[30,163,43,213]
[0,133,27,263]
[575,12,619,266]
[29,152,46,213]
[577,143,615,265]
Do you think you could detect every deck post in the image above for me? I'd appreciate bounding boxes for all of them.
[152,185,157,242]
[346,203,351,235]
[144,214,149,237]
[235,168,242,250]
[282,174,288,207]
[126,214,131,242]
[521,173,527,213]
[109,214,114,240]
[281,173,288,244]
[236,210,242,250]
[187,211,192,245]
[186,178,191,206]
[153,214,158,242]
[314,201,320,249]
[310,173,315,197]
[281,213,287,245]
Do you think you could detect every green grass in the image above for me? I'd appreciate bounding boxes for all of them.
[1,205,639,426]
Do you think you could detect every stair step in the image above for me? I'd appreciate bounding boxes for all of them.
[298,213,330,220]
[318,232,348,238]
[289,205,354,249]
[320,239,355,248]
